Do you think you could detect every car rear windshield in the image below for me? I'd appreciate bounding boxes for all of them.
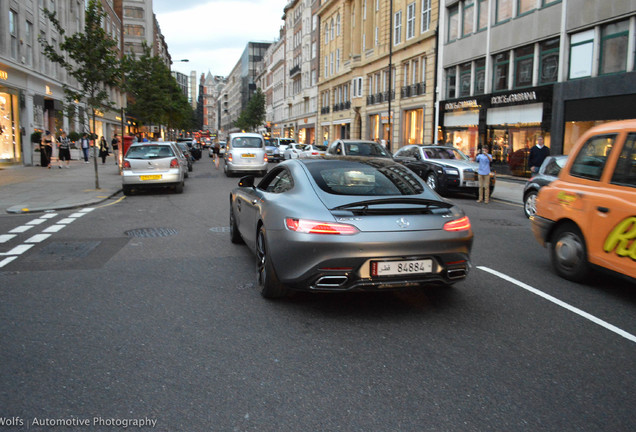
[126,145,174,159]
[345,142,391,157]
[306,161,424,196]
[232,137,263,148]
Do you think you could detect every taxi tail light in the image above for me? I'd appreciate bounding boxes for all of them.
[285,218,359,235]
[443,216,471,232]
[122,160,131,170]
[227,153,233,162]
[264,154,268,162]
[169,158,179,168]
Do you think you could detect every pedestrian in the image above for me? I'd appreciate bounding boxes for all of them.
[57,131,71,168]
[213,140,221,169]
[40,130,54,169]
[80,133,90,163]
[111,133,120,166]
[98,136,109,164]
[475,145,493,203]
[529,134,550,174]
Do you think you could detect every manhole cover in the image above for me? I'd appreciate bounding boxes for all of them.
[125,228,178,238]
[209,227,230,233]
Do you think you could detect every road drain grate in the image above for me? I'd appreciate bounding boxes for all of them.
[125,228,178,238]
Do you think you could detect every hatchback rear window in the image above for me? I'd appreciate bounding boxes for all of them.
[232,137,263,148]
[126,145,174,159]
[307,161,424,196]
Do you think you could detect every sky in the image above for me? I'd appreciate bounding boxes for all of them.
[153,0,288,78]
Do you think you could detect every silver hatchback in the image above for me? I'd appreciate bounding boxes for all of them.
[122,142,186,195]
[224,133,268,177]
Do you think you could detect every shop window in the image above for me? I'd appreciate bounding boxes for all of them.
[478,0,489,31]
[404,109,423,145]
[518,0,535,15]
[448,5,459,42]
[539,38,559,84]
[493,52,509,91]
[569,29,594,79]
[514,45,534,88]
[463,0,475,36]
[496,0,512,24]
[570,135,616,181]
[600,20,629,75]
[474,59,486,94]
[446,68,457,99]
[459,63,472,97]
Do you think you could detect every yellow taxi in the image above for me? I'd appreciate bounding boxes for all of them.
[530,120,635,283]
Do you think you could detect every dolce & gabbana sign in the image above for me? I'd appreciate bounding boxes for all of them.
[444,99,478,111]
[491,91,537,105]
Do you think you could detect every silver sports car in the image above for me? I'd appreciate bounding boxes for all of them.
[229,157,473,298]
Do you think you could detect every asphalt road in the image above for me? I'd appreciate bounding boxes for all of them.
[1,157,634,431]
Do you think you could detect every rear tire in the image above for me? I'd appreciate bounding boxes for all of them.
[550,223,590,282]
[174,181,184,194]
[229,205,244,244]
[122,185,132,196]
[256,226,287,299]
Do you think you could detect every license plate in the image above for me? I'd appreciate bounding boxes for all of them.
[371,259,433,276]
[140,175,162,181]
[465,181,478,187]
[242,153,255,158]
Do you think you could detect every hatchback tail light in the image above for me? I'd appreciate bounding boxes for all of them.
[285,218,359,235]
[227,153,233,162]
[122,160,131,170]
[443,216,471,232]
[170,158,179,168]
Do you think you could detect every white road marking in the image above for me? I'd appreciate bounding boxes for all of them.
[9,225,33,233]
[41,213,59,219]
[69,212,87,218]
[42,225,66,233]
[478,266,636,344]
[0,244,34,256]
[26,218,47,225]
[80,208,95,213]
[0,256,18,268]
[57,218,76,224]
[0,234,17,244]
[25,234,52,243]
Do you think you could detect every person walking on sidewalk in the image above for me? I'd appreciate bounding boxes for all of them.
[111,133,120,166]
[476,145,493,204]
[40,130,54,169]
[98,136,109,164]
[57,131,71,168]
[80,133,90,163]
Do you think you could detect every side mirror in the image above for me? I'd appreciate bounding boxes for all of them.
[238,175,255,188]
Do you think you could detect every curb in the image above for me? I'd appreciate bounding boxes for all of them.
[5,188,123,214]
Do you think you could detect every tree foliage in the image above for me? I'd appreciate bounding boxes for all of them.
[235,88,266,132]
[123,44,194,132]
[40,0,122,188]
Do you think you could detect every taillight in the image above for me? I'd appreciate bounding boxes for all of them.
[443,216,471,232]
[264,154,268,162]
[170,158,179,168]
[285,218,359,235]
[122,160,131,170]
[227,153,233,162]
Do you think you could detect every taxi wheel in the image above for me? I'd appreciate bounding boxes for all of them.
[550,223,590,282]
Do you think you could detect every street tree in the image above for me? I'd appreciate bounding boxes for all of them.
[123,44,194,138]
[234,88,266,132]
[40,0,122,189]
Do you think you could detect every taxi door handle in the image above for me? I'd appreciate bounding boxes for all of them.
[597,206,610,213]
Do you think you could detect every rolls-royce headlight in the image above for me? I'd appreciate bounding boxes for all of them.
[444,168,459,175]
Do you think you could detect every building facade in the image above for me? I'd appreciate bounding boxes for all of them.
[201,73,227,133]
[317,0,438,152]
[0,0,125,166]
[438,0,636,172]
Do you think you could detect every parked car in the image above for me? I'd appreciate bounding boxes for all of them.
[274,137,296,153]
[530,120,636,283]
[326,139,393,158]
[224,133,268,177]
[122,142,186,195]
[175,141,194,172]
[300,144,328,157]
[177,137,201,160]
[282,143,307,159]
[229,157,473,298]
[263,138,283,162]
[393,145,495,197]
[522,155,568,218]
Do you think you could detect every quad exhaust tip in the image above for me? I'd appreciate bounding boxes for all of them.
[314,275,348,288]
[447,268,467,280]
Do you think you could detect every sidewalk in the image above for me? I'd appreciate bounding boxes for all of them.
[0,160,526,214]
[0,157,122,214]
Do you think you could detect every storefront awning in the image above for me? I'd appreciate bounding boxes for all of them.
[487,103,543,125]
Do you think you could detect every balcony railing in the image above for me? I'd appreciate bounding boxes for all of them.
[401,82,426,98]
[289,65,301,77]
[320,107,330,114]
[366,91,395,105]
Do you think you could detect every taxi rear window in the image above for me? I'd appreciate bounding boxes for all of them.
[610,133,636,188]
